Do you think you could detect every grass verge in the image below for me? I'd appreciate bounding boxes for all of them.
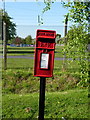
[2,89,89,119]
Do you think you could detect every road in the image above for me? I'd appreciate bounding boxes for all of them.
[0,55,73,60]
[0,55,89,61]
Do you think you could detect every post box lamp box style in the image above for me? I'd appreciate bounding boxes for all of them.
[34,29,56,77]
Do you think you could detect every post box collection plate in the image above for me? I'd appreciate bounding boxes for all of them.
[34,29,56,77]
[40,53,49,69]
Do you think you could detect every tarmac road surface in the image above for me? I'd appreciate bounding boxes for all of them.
[0,55,89,61]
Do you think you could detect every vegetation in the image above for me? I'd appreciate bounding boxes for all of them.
[10,36,22,45]
[41,1,89,88]
[43,1,89,25]
[2,1,89,119]
[6,46,64,57]
[10,35,34,45]
[2,46,88,94]
[7,46,34,56]
[62,25,89,88]
[62,1,90,25]
[0,9,16,41]
[25,35,33,45]
[2,40,89,117]
[2,89,88,119]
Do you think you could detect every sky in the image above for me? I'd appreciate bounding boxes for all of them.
[0,0,71,38]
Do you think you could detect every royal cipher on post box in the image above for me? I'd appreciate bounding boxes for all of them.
[34,29,56,77]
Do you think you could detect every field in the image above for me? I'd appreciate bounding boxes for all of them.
[7,45,64,58]
[2,46,82,93]
[2,45,89,119]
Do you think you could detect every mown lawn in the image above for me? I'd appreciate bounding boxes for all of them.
[2,89,88,119]
[7,46,64,58]
[7,45,89,60]
[7,46,35,56]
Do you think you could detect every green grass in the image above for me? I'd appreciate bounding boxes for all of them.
[2,58,82,94]
[2,46,89,119]
[2,57,87,94]
[7,45,89,59]
[5,58,34,70]
[7,46,64,58]
[2,89,89,119]
[2,68,78,94]
[2,45,88,94]
[7,46,35,56]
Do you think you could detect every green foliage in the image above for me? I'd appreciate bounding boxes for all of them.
[0,9,16,41]
[9,35,33,45]
[2,89,88,118]
[62,1,89,25]
[63,25,89,87]
[12,36,22,45]
[25,35,32,45]
[21,38,26,44]
[42,1,90,31]
[42,0,55,13]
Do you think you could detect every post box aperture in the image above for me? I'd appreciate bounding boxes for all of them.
[34,29,56,77]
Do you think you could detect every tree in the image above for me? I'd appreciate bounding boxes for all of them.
[62,1,90,25]
[42,1,89,24]
[25,35,32,45]
[14,37,22,45]
[22,38,26,45]
[42,0,55,13]
[63,25,89,87]
[1,9,16,42]
[41,1,89,87]
[42,0,89,33]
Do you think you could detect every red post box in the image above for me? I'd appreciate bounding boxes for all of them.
[34,29,56,77]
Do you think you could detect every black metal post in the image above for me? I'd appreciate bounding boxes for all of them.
[39,77,46,120]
